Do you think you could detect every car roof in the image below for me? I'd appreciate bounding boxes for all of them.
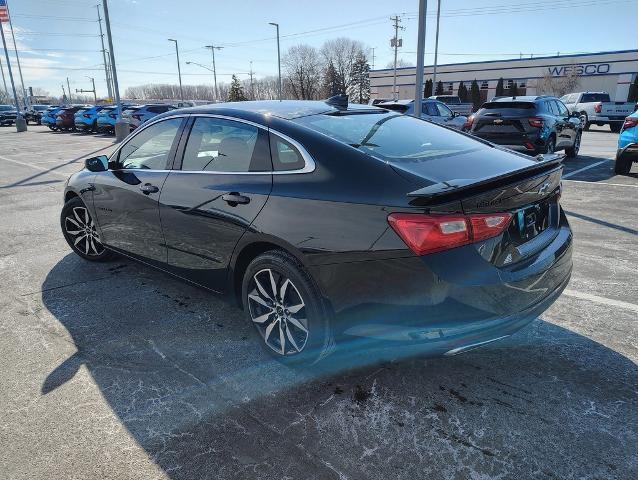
[173,100,385,120]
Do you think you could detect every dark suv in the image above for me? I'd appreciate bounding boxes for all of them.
[466,96,582,157]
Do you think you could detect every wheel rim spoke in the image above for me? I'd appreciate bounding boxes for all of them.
[286,327,300,353]
[279,278,290,303]
[74,234,87,246]
[66,217,82,229]
[287,302,304,314]
[254,277,273,301]
[252,309,274,324]
[248,292,271,308]
[278,323,286,355]
[73,208,85,226]
[264,319,277,342]
[287,316,308,334]
[268,269,278,300]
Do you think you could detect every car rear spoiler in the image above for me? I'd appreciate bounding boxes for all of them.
[407,152,565,200]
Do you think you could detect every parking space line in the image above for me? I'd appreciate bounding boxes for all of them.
[0,154,70,177]
[562,160,610,179]
[562,289,638,314]
[563,179,638,188]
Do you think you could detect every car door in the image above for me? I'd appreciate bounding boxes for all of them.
[434,102,460,128]
[548,100,571,148]
[555,99,576,145]
[158,115,273,291]
[91,117,186,264]
[420,101,440,123]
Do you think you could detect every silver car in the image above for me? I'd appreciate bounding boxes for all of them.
[122,104,176,130]
[378,99,468,130]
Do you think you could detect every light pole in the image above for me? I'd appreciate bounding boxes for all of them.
[168,38,184,102]
[102,0,127,142]
[0,18,26,131]
[205,45,223,101]
[414,0,427,118]
[432,0,441,88]
[96,4,113,101]
[268,22,281,100]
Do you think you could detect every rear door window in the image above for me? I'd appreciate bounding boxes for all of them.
[424,102,439,116]
[181,117,269,172]
[556,100,569,117]
[581,93,610,103]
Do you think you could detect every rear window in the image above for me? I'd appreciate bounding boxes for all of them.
[581,93,610,103]
[293,112,486,162]
[482,102,535,110]
[0,105,12,111]
[379,103,409,113]
[437,96,460,104]
[123,108,140,114]
[76,109,86,115]
[34,105,49,111]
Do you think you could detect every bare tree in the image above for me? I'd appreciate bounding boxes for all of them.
[321,37,366,94]
[386,58,414,69]
[283,44,323,100]
[535,69,580,97]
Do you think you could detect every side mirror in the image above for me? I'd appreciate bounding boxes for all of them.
[452,111,460,118]
[85,155,109,172]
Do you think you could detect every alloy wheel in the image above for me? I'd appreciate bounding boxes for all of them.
[247,268,309,356]
[64,206,105,256]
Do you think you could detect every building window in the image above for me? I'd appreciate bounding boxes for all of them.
[480,81,489,90]
[519,80,527,88]
[447,82,454,92]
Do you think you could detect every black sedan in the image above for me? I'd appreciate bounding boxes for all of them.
[466,96,582,157]
[0,104,17,125]
[61,99,573,364]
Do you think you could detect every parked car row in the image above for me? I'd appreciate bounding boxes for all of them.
[38,103,177,134]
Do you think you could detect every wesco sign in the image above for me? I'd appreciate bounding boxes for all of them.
[547,63,611,76]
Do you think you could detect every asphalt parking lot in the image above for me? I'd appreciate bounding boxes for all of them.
[0,125,636,479]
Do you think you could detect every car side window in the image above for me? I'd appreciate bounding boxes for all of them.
[117,118,183,170]
[423,102,439,116]
[435,102,453,118]
[181,117,268,172]
[556,100,569,117]
[546,101,559,116]
[270,134,305,171]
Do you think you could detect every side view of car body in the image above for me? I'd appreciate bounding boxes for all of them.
[25,104,50,124]
[122,104,176,130]
[378,99,468,130]
[466,96,582,157]
[0,104,17,126]
[62,100,572,364]
[96,105,137,133]
[74,105,106,132]
[41,106,64,130]
[428,95,473,116]
[56,107,84,131]
[560,91,636,132]
[615,111,638,174]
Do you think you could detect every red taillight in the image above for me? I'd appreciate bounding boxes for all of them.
[528,117,544,128]
[387,212,512,256]
[463,114,474,130]
[623,116,638,129]
[593,103,602,113]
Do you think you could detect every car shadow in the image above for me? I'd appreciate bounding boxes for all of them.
[39,254,637,479]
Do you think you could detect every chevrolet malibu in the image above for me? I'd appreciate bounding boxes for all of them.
[61,99,573,364]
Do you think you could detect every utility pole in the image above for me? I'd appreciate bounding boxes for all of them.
[0,16,26,131]
[269,22,282,100]
[390,15,403,100]
[61,84,66,102]
[168,38,184,101]
[370,47,376,70]
[67,77,72,104]
[96,4,113,101]
[102,0,127,142]
[414,0,427,117]
[249,61,254,100]
[205,44,223,101]
[5,1,26,109]
[431,0,441,88]
[77,76,97,103]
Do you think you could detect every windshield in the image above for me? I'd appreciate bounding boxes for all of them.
[0,105,13,111]
[293,112,486,161]
[34,105,48,111]
[581,93,610,103]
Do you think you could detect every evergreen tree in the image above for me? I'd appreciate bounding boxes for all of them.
[228,75,246,102]
[495,77,505,97]
[458,81,468,102]
[435,80,444,95]
[470,79,481,111]
[323,61,340,97]
[628,75,638,103]
[508,80,518,97]
[347,53,370,104]
[423,79,433,98]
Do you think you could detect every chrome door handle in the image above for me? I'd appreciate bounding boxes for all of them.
[140,183,159,195]
[222,192,250,206]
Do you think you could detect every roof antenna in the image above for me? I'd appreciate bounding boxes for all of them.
[325,94,348,110]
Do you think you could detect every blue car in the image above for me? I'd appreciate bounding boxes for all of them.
[615,110,638,174]
[41,106,64,130]
[96,105,136,134]
[74,105,106,132]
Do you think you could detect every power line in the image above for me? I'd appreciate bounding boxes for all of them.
[11,14,95,22]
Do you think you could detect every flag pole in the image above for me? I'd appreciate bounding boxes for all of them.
[5,0,26,109]
[0,17,25,131]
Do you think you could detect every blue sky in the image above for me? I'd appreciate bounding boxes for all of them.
[1,0,635,98]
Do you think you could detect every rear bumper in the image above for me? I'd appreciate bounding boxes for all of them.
[472,131,545,154]
[315,209,573,352]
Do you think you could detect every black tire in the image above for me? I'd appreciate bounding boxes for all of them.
[610,123,622,133]
[241,250,334,364]
[565,131,581,158]
[60,196,113,262]
[614,155,632,175]
[580,112,590,131]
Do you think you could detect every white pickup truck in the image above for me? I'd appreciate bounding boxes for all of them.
[560,92,637,132]
[428,95,474,116]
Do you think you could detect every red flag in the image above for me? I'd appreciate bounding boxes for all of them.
[0,0,9,23]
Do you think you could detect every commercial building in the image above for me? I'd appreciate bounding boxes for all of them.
[370,49,638,103]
